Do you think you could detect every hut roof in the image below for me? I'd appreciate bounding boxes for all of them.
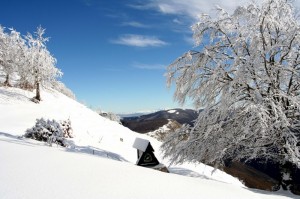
[132,138,154,152]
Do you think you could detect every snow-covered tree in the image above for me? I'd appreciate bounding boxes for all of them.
[99,111,121,124]
[26,26,62,101]
[0,25,72,99]
[162,0,300,189]
[51,81,76,99]
[0,27,25,86]
[0,26,5,77]
[60,118,74,138]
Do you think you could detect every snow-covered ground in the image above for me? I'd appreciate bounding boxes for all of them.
[0,87,297,199]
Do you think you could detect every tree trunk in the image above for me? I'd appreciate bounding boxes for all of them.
[3,74,11,87]
[35,81,41,101]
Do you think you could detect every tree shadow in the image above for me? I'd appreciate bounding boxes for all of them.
[0,88,31,102]
[0,132,38,147]
[0,132,129,162]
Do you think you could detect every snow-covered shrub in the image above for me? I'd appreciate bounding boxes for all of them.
[99,111,121,124]
[60,118,73,138]
[51,81,76,100]
[25,118,68,147]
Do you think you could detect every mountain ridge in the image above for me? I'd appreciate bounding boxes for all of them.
[121,108,199,133]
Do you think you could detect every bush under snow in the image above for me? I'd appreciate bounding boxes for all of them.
[60,118,74,138]
[25,118,73,147]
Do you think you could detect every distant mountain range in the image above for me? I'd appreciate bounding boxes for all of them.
[121,108,199,133]
[118,111,155,118]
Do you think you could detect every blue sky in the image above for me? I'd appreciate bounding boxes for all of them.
[2,0,298,113]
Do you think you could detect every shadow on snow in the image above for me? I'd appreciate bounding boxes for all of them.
[0,132,129,163]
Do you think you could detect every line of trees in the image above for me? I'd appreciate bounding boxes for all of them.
[0,25,74,101]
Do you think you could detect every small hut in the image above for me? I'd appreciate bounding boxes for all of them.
[132,138,159,167]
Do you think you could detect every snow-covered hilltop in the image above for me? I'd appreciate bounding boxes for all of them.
[0,87,296,199]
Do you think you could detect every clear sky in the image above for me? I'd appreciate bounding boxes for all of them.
[1,0,299,113]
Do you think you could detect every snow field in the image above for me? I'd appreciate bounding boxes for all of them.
[0,87,297,199]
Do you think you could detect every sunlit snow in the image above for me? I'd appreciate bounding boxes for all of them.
[0,87,296,199]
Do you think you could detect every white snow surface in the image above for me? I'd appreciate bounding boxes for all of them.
[0,87,297,199]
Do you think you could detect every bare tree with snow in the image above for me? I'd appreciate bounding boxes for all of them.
[0,25,73,99]
[0,27,26,86]
[0,26,5,80]
[25,26,62,101]
[162,0,300,189]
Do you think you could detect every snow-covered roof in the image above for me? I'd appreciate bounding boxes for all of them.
[132,138,150,152]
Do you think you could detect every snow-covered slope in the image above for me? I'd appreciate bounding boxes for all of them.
[0,87,296,199]
[0,87,139,162]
